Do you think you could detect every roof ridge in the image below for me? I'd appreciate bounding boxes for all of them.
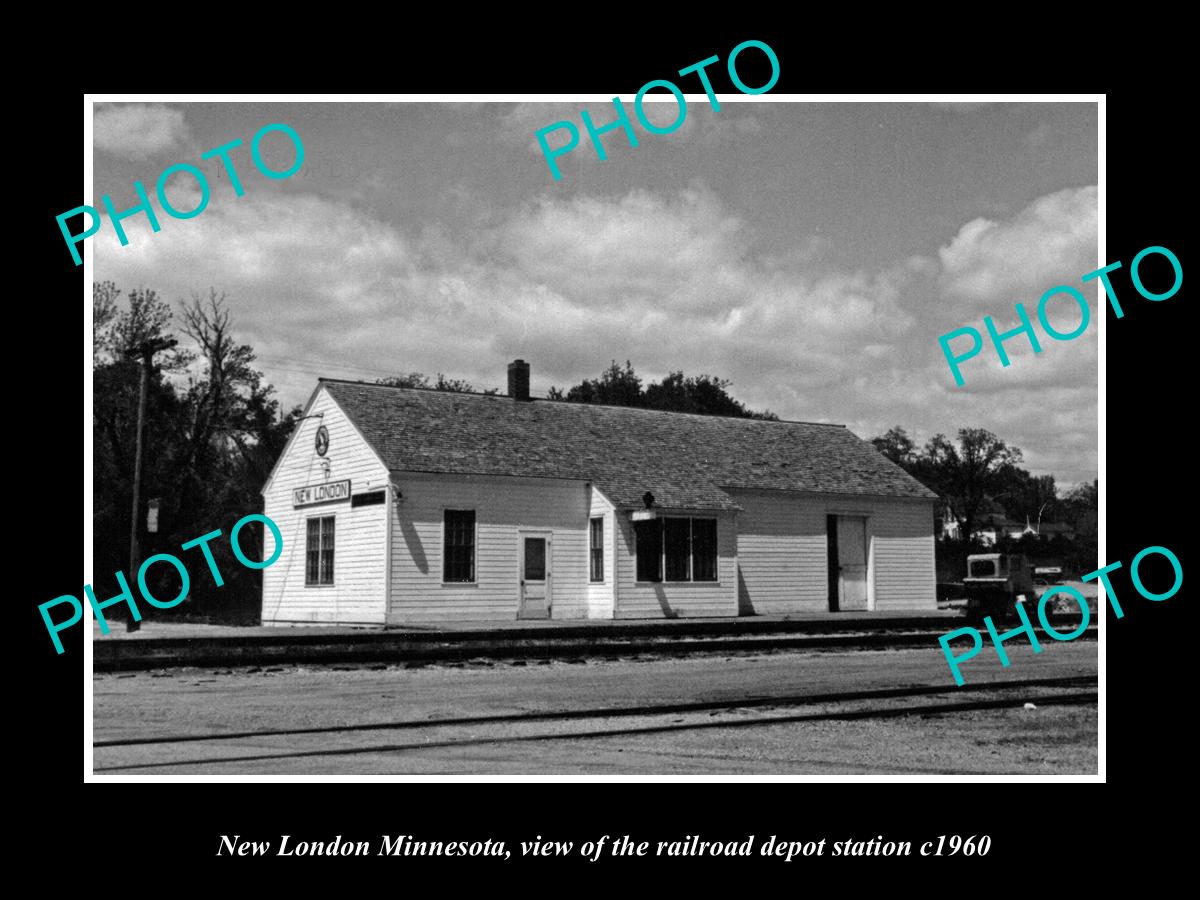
[321,377,846,428]
[318,377,501,400]
[316,378,939,504]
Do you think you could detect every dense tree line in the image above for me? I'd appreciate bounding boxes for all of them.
[869,425,1098,575]
[377,372,498,394]
[93,282,298,623]
[378,360,779,420]
[547,360,779,420]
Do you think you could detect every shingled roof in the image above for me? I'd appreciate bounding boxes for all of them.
[321,379,937,510]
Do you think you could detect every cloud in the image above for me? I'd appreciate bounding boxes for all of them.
[94,103,192,160]
[95,181,1096,484]
[499,188,748,310]
[496,100,770,166]
[937,185,1098,311]
[498,102,584,145]
[95,181,915,416]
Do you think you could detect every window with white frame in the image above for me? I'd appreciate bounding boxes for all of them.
[443,509,476,582]
[589,517,604,582]
[305,515,335,586]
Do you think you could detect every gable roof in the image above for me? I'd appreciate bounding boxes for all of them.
[321,379,938,510]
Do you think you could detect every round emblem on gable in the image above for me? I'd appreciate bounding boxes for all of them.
[315,425,330,457]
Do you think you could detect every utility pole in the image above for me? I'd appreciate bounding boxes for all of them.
[125,337,177,632]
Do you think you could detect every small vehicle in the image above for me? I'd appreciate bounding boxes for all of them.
[964,553,1035,620]
[1033,566,1063,587]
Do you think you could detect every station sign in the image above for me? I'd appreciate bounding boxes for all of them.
[293,479,351,508]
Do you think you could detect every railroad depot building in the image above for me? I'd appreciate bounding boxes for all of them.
[261,361,937,625]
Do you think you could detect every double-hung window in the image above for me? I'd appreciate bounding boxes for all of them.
[305,516,335,586]
[443,510,476,582]
[634,517,718,583]
[589,517,604,582]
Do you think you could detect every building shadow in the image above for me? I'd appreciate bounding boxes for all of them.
[737,567,756,616]
[653,584,677,618]
[398,516,428,574]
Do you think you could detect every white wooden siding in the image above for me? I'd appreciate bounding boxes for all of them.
[732,491,826,612]
[863,497,937,609]
[261,387,934,625]
[613,511,738,618]
[261,387,390,624]
[584,487,616,618]
[388,473,589,623]
[730,489,936,614]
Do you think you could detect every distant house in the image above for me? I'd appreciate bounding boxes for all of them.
[1035,521,1076,540]
[941,511,1078,546]
[938,507,959,541]
[941,511,1025,546]
[261,360,938,624]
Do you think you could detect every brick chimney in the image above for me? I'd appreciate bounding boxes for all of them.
[507,359,531,401]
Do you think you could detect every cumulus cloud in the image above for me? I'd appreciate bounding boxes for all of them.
[937,185,1098,310]
[94,103,191,159]
[500,189,747,309]
[917,186,1099,482]
[95,180,1097,484]
[96,182,914,413]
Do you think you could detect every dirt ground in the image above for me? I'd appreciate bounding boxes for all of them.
[93,641,1099,775]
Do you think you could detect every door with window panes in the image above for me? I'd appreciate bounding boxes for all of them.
[518,531,552,618]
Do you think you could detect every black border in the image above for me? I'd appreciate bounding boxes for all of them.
[25,24,1188,885]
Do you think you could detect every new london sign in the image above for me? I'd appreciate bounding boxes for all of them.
[293,479,351,508]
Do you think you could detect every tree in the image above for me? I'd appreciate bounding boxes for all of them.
[92,355,185,587]
[1062,479,1098,543]
[179,290,267,471]
[644,371,779,419]
[548,361,778,419]
[93,281,120,366]
[916,428,1023,547]
[100,285,192,371]
[171,290,300,621]
[553,360,643,406]
[92,284,299,623]
[376,372,497,394]
[1065,479,1097,508]
[378,372,432,389]
[870,426,917,468]
[996,469,1059,529]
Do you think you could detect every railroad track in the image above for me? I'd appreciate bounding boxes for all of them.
[94,623,1098,672]
[93,675,1098,772]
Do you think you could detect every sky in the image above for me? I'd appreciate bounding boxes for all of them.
[92,98,1099,487]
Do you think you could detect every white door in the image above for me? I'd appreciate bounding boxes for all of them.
[837,516,869,610]
[519,533,552,619]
